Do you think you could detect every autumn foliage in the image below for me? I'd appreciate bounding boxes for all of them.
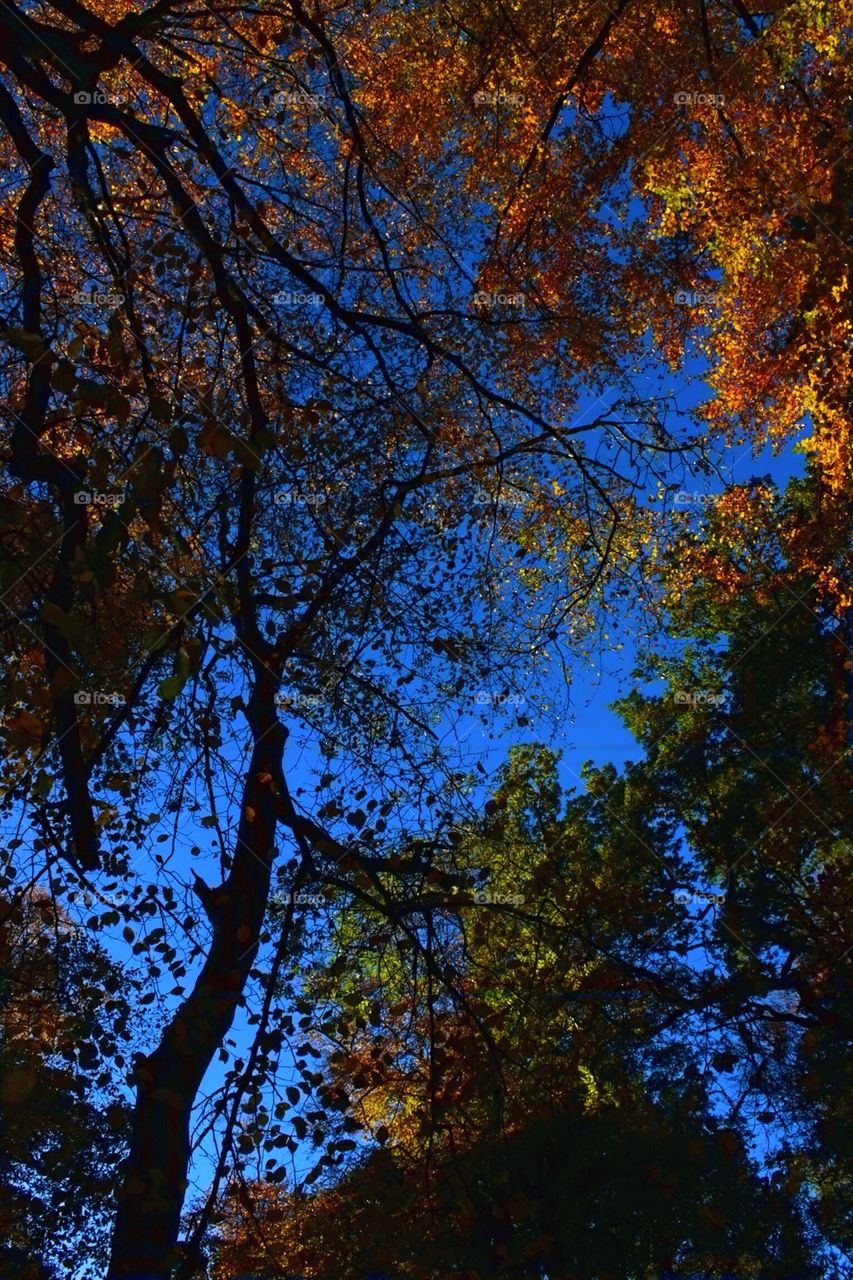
[0,0,850,1276]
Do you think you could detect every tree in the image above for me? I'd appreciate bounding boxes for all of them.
[212,473,852,1279]
[208,748,827,1279]
[213,1104,823,1280]
[0,0,850,1275]
[0,889,135,1279]
[617,470,853,1261]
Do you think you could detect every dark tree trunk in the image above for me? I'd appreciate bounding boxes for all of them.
[107,672,285,1279]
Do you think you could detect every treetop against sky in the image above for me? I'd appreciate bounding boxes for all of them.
[0,0,850,1277]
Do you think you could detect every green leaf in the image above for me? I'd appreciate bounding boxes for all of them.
[32,770,54,800]
[141,627,169,652]
[4,327,49,361]
[76,378,113,409]
[157,673,187,702]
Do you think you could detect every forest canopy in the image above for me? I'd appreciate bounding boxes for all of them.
[0,0,850,1277]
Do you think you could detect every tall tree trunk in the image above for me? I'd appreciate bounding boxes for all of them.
[107,670,285,1279]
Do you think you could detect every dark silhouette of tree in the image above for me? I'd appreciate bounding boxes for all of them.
[0,890,135,1278]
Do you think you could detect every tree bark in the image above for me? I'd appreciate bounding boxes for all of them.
[107,669,285,1279]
